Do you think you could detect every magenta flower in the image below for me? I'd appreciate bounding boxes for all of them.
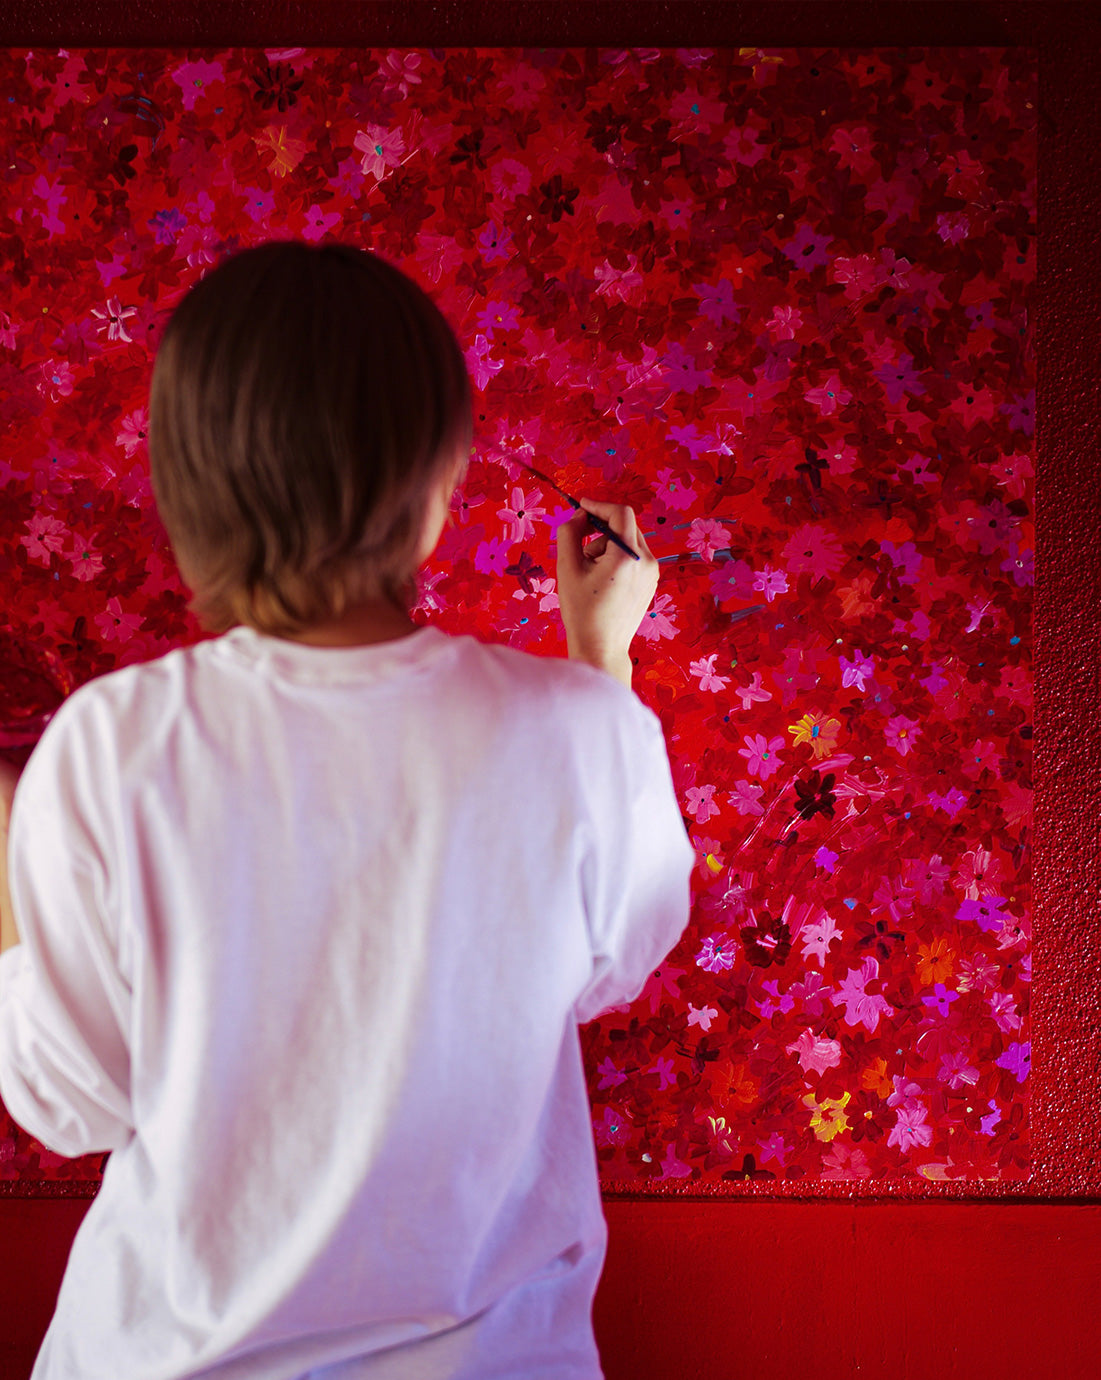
[920,982,960,1018]
[995,1041,1031,1083]
[884,714,921,755]
[804,372,853,415]
[782,524,845,580]
[473,536,512,576]
[738,732,785,780]
[695,935,737,972]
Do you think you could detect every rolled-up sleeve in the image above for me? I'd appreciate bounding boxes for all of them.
[0,696,133,1157]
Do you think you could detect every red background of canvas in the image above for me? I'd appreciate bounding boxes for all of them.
[0,3,1098,1378]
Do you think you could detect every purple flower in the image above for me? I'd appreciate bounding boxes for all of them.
[1002,388,1035,436]
[956,896,1008,932]
[1001,545,1034,586]
[695,277,739,324]
[995,1041,1031,1083]
[875,353,926,405]
[921,982,960,1018]
[663,342,712,392]
[782,222,832,270]
[474,536,512,576]
[148,207,187,246]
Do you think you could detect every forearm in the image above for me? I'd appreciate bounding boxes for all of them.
[0,762,21,954]
[0,829,19,955]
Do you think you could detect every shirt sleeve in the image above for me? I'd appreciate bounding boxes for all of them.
[572,691,695,1025]
[0,693,134,1157]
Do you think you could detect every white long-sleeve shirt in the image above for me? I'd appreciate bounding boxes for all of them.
[0,624,694,1379]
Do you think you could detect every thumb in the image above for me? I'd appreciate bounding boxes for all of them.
[555,508,592,579]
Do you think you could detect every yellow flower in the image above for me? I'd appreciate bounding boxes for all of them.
[788,711,841,758]
[916,936,956,986]
[802,1091,852,1142]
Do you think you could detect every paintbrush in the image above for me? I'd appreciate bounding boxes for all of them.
[516,462,641,560]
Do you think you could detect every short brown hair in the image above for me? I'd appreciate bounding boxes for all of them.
[149,240,471,635]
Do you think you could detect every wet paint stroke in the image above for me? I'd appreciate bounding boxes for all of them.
[0,47,1034,1185]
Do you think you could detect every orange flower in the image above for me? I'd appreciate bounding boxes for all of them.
[916,936,956,986]
[861,1057,892,1098]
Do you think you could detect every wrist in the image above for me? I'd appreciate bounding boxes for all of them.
[568,646,633,689]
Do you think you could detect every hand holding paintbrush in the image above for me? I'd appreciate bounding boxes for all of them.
[518,462,641,560]
[547,483,660,691]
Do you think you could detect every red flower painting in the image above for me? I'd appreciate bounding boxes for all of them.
[0,46,1033,1188]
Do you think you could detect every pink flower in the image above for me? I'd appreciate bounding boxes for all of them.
[767,304,804,340]
[752,566,788,602]
[66,538,106,582]
[301,204,342,242]
[91,297,138,343]
[689,654,730,692]
[833,251,879,292]
[735,672,771,710]
[782,524,845,580]
[497,486,545,543]
[379,51,422,97]
[799,912,843,967]
[488,157,532,199]
[820,1142,872,1180]
[936,211,971,245]
[884,715,921,755]
[687,1003,719,1032]
[831,957,895,1033]
[695,935,737,972]
[805,373,853,415]
[594,255,643,301]
[685,783,720,823]
[938,1052,980,1089]
[887,1103,933,1154]
[496,62,546,109]
[729,780,765,816]
[172,58,225,110]
[653,467,696,512]
[637,593,679,642]
[94,596,144,643]
[466,333,504,389]
[738,733,784,780]
[757,1132,790,1168]
[686,518,732,561]
[840,649,874,690]
[785,1029,843,1076]
[354,123,405,179]
[473,536,512,575]
[21,513,69,563]
[38,359,75,401]
[115,407,149,455]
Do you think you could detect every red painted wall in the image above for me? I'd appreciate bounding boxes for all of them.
[4,1196,1101,1379]
[1,3,1098,1378]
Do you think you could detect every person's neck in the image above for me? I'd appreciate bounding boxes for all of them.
[272,599,420,648]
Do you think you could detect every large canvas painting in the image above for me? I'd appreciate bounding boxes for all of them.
[0,45,1034,1187]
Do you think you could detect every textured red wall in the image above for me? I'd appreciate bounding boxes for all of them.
[0,2,1097,1377]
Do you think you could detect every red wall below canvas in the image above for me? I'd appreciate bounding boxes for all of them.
[2,1197,1099,1380]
